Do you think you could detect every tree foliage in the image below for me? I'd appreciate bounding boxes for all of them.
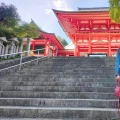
[14,22,40,38]
[0,3,39,39]
[57,36,68,47]
[0,3,20,27]
[109,0,120,23]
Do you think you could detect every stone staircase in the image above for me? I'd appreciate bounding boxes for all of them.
[0,57,119,120]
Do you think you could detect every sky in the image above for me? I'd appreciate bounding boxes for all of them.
[0,0,109,43]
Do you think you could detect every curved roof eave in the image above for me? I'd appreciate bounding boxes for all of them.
[53,8,109,14]
[39,29,64,49]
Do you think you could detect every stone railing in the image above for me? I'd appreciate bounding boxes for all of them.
[0,37,32,59]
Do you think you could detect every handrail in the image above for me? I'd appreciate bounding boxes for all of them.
[0,56,46,72]
[0,48,47,71]
[0,48,45,57]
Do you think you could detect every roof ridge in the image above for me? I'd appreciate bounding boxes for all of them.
[78,7,109,11]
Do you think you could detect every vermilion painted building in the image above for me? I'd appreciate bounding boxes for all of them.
[30,30,74,56]
[53,7,120,57]
[31,7,120,57]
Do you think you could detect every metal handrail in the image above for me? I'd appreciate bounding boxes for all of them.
[0,48,47,71]
[0,56,46,72]
[0,48,45,57]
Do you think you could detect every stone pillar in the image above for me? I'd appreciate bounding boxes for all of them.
[19,39,24,53]
[16,45,19,53]
[0,41,3,54]
[4,45,9,58]
[0,37,7,57]
[10,41,15,54]
[2,46,5,55]
[9,38,19,57]
[26,38,31,56]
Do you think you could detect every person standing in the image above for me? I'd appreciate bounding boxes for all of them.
[115,48,120,80]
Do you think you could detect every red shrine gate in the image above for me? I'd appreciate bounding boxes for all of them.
[53,7,120,57]
[29,30,74,56]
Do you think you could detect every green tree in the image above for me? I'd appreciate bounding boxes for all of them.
[0,3,20,39]
[57,36,68,47]
[14,22,39,39]
[0,3,39,39]
[0,3,20,27]
[109,0,120,23]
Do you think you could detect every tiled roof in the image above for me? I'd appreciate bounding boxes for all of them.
[78,7,109,12]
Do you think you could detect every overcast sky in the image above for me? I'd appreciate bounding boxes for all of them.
[0,0,109,43]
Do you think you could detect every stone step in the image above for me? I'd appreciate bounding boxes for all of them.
[9,72,115,76]
[53,60,114,62]
[0,107,118,119]
[16,69,115,73]
[14,68,115,72]
[18,68,115,73]
[50,57,115,60]
[4,74,115,79]
[0,81,116,87]
[0,98,116,108]
[6,73,115,79]
[38,64,114,67]
[0,117,91,120]
[23,63,114,69]
[0,86,114,93]
[22,70,115,74]
[43,59,115,62]
[12,66,115,70]
[1,77,115,83]
[0,57,117,120]
[0,91,114,99]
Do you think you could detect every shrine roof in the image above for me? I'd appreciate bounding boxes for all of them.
[78,7,109,12]
[53,7,109,14]
[39,29,64,50]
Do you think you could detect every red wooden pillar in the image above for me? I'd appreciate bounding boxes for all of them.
[74,41,78,56]
[53,46,57,56]
[44,42,47,56]
[32,42,35,51]
[44,41,49,56]
[74,35,78,56]
[88,34,92,54]
[108,35,112,57]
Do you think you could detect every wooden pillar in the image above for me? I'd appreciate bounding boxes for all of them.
[47,42,50,56]
[88,34,92,54]
[108,35,111,57]
[32,42,35,51]
[74,35,78,56]
[44,42,47,56]
[44,41,50,56]
[74,41,78,56]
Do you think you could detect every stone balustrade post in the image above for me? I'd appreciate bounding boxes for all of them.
[4,45,9,58]
[9,38,19,57]
[26,38,31,56]
[19,38,24,53]
[0,37,7,58]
